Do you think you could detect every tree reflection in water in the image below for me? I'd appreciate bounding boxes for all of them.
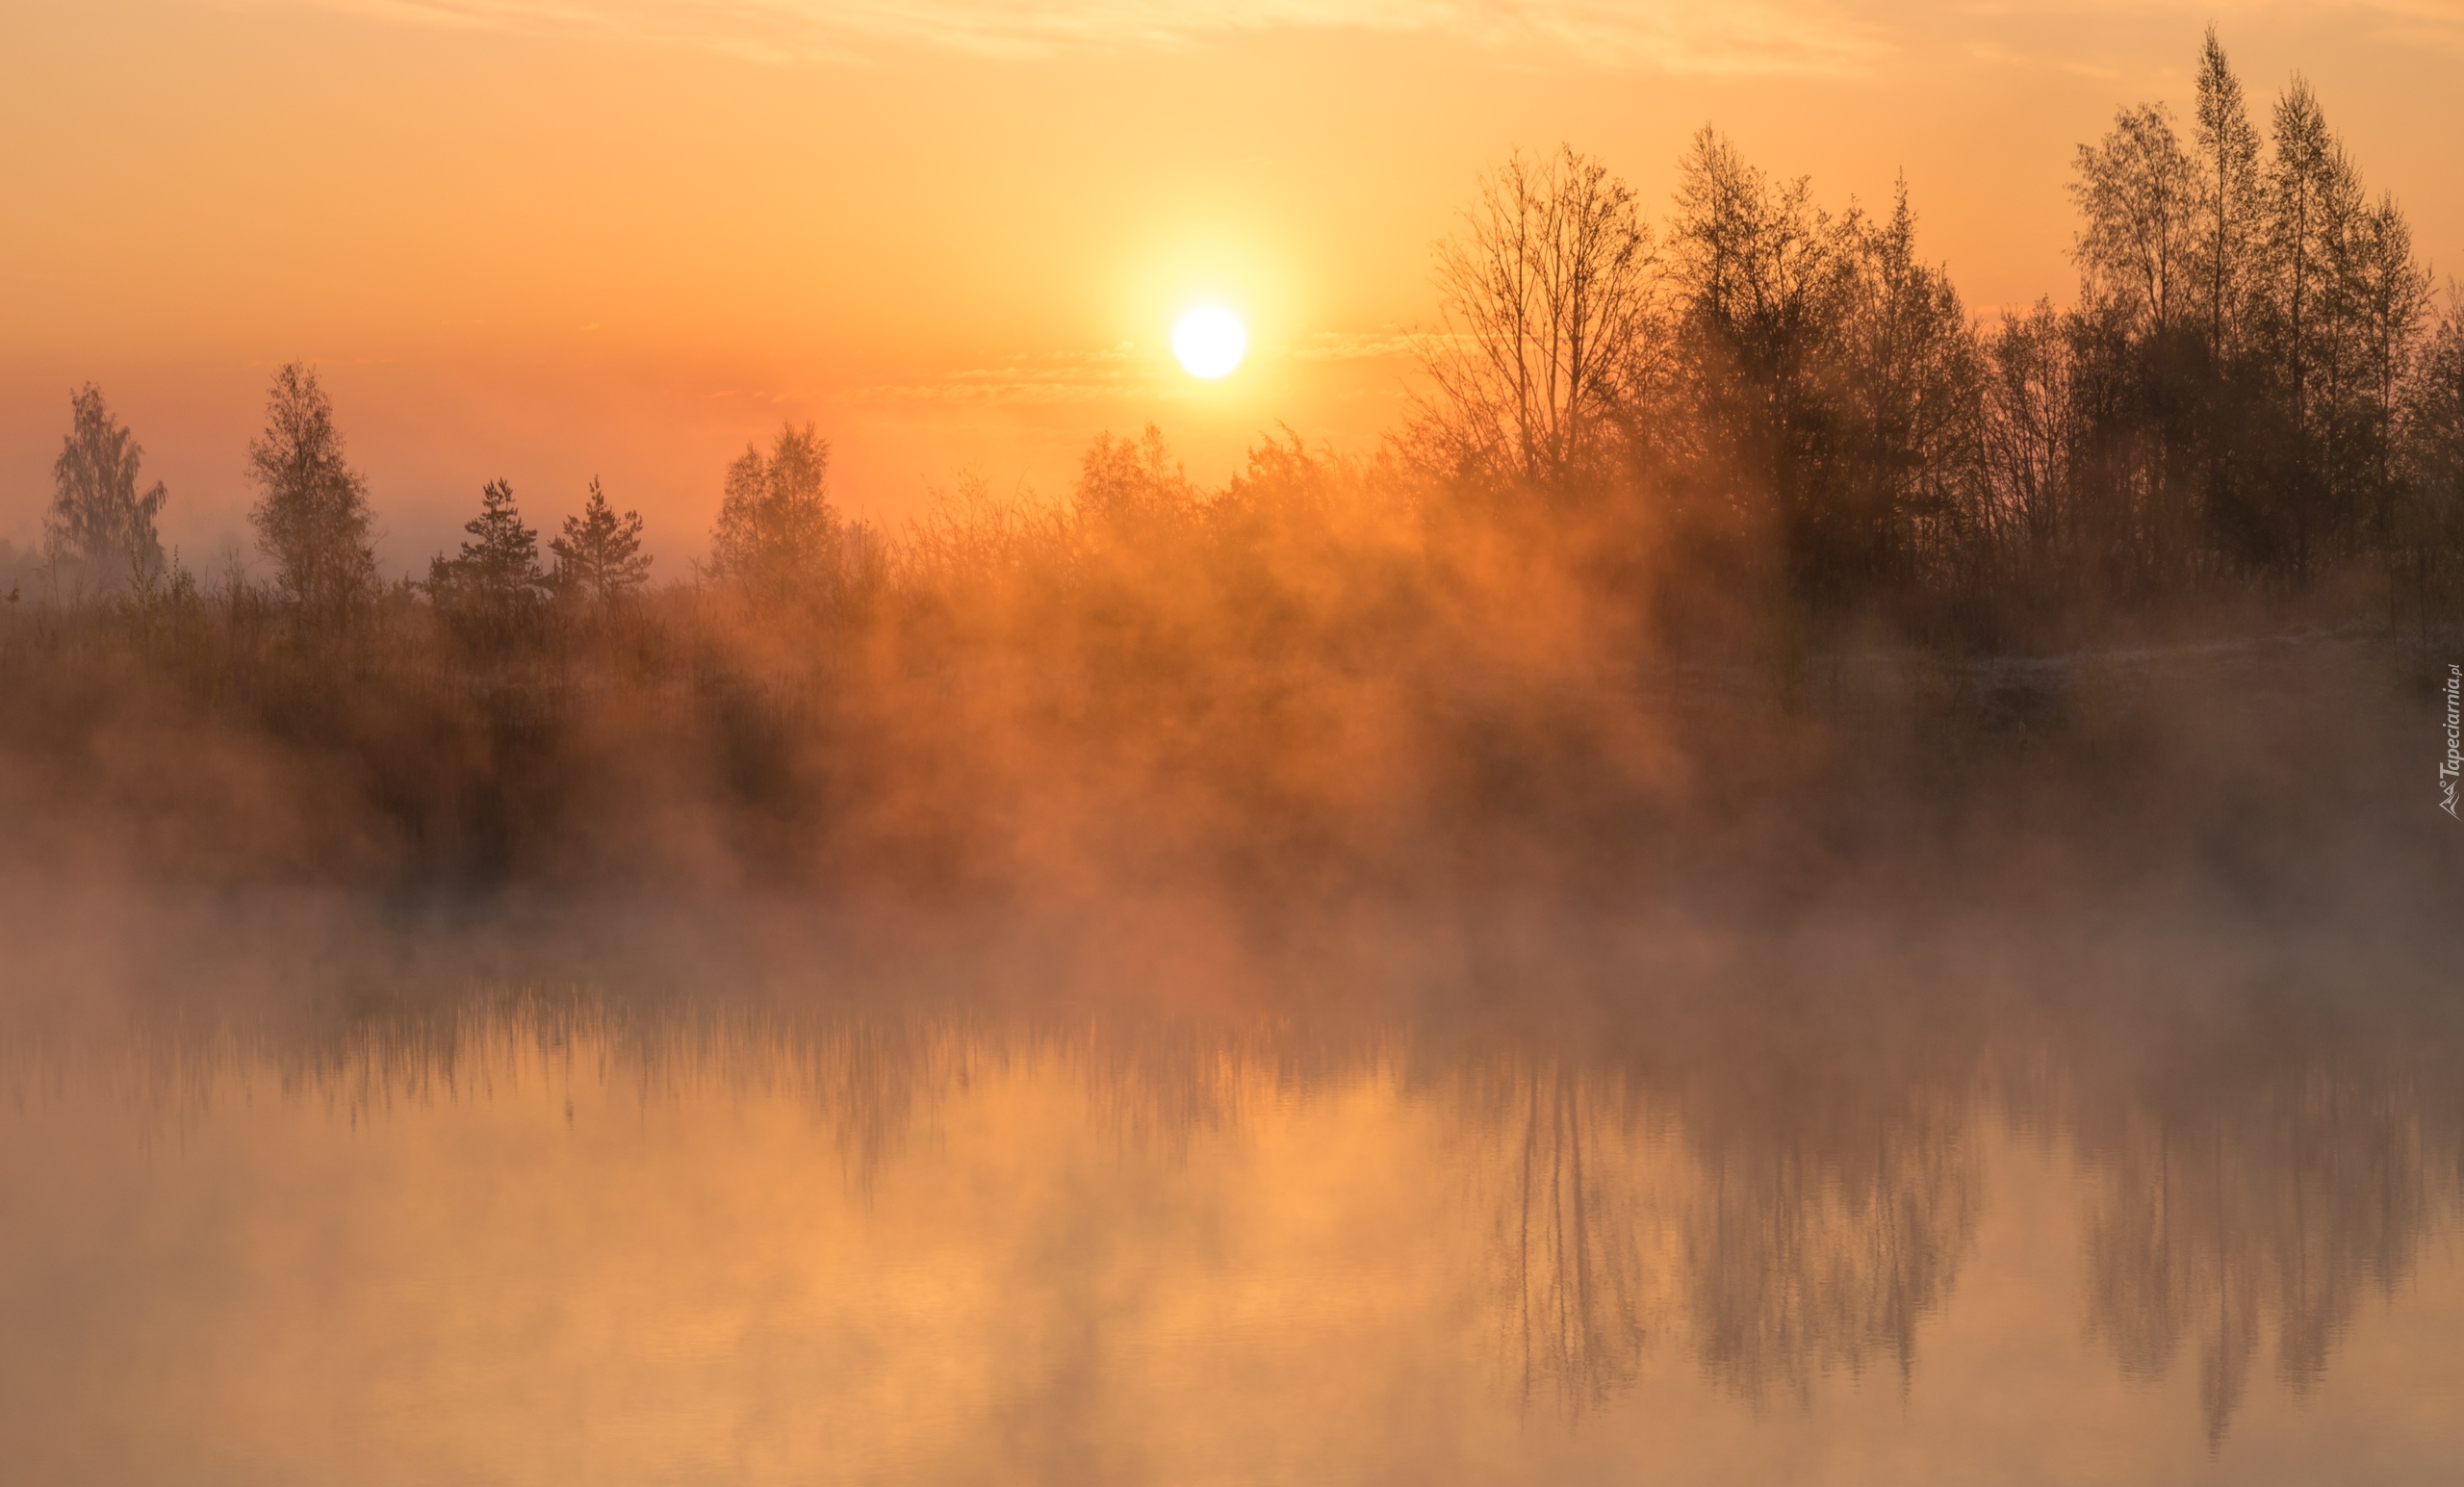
[2071,1017,2462,1446]
[1683,1084,1980,1402]
[2,904,2455,1451]
[1456,1055,1658,1414]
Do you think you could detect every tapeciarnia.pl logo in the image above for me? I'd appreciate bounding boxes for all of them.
[2443,663,2461,820]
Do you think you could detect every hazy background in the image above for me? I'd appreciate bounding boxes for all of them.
[4,0,2462,574]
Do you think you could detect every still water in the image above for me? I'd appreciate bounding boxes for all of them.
[2,898,2457,1485]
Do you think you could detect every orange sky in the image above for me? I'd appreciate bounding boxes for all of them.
[3,0,2460,574]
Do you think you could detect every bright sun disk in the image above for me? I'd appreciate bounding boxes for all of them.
[1172,307,1246,378]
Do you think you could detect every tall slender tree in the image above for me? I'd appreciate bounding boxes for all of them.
[246,364,376,617]
[2260,79,2369,571]
[2345,196,2432,546]
[2193,28,2264,361]
[1840,179,1981,592]
[47,384,167,592]
[2067,97,2213,587]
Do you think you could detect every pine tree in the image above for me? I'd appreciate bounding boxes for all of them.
[551,478,652,606]
[428,478,547,641]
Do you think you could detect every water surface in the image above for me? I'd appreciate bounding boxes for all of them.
[3,898,2457,1485]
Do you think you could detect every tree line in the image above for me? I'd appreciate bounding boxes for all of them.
[19,27,2464,659]
[1413,27,2463,644]
[20,366,866,640]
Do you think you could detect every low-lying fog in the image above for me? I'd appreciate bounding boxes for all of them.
[4,636,2458,1486]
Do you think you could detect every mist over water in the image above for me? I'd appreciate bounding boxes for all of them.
[4,635,2459,1484]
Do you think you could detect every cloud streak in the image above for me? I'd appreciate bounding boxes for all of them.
[287,0,1889,74]
[849,330,1423,407]
[855,346,1152,406]
[282,0,2464,73]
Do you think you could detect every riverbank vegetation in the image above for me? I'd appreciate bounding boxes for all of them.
[4,30,2458,893]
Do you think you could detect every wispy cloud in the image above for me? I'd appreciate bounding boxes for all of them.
[850,329,1422,407]
[282,0,1889,74]
[2346,0,2464,52]
[1283,329,1422,362]
[1937,0,2464,61]
[854,343,1156,405]
[232,0,2464,78]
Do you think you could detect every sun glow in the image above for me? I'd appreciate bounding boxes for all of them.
[1171,306,1247,378]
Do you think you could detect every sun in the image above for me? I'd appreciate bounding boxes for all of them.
[1172,306,1246,379]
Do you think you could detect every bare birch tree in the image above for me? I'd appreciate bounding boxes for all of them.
[1416,145,1660,495]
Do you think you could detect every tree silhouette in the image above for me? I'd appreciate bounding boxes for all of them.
[1666,128,1985,613]
[428,478,547,644]
[1836,178,1980,596]
[2348,197,2433,547]
[246,364,375,619]
[709,423,837,604]
[1416,144,1658,496]
[2262,77,2358,575]
[2070,103,2198,340]
[2194,28,2264,362]
[1667,128,1858,562]
[551,477,652,606]
[47,384,167,593]
[2396,294,2464,627]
